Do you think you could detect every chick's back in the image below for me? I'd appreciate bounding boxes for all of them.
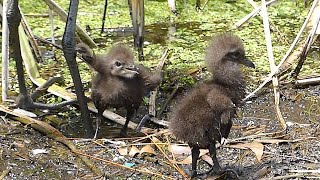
[169,83,234,147]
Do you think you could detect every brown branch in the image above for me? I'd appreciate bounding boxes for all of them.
[157,83,179,118]
[295,76,320,86]
[292,13,320,78]
[20,10,42,61]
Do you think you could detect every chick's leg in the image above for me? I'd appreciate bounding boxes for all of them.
[208,141,223,174]
[189,144,200,177]
[94,109,103,139]
[120,108,135,137]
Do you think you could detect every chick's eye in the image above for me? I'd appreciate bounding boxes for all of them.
[233,51,241,58]
[115,61,122,67]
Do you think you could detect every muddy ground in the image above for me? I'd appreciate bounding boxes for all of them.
[0,85,320,180]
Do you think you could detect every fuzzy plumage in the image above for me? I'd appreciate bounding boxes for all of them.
[77,43,161,138]
[169,33,254,177]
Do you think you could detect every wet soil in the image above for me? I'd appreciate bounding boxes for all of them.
[0,83,319,179]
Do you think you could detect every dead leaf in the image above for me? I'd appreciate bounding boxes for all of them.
[150,136,166,149]
[229,142,264,162]
[117,147,128,156]
[243,126,266,136]
[176,156,192,164]
[129,146,140,157]
[169,144,191,155]
[151,137,161,143]
[175,149,209,164]
[140,145,156,156]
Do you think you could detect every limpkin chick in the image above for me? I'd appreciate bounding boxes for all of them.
[169,33,255,178]
[77,43,161,138]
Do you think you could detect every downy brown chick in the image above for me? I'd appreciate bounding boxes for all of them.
[169,33,255,177]
[77,44,161,138]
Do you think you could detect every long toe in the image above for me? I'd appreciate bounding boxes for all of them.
[190,169,197,178]
[224,168,240,179]
[209,167,224,176]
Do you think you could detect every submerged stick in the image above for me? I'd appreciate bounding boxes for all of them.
[260,0,286,129]
[42,0,97,48]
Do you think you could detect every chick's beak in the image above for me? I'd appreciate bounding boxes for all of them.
[240,58,255,68]
[125,64,140,75]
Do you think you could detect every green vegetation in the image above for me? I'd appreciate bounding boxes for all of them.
[6,0,316,92]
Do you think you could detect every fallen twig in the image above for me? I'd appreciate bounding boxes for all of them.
[289,169,320,173]
[295,76,320,86]
[247,0,288,45]
[73,150,175,179]
[35,36,63,49]
[132,129,170,143]
[0,169,10,179]
[136,49,169,130]
[228,130,286,143]
[48,7,56,55]
[0,105,102,176]
[201,0,209,10]
[263,174,305,180]
[148,134,190,179]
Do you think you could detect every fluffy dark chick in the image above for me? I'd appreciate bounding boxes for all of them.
[169,33,255,177]
[77,43,161,138]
